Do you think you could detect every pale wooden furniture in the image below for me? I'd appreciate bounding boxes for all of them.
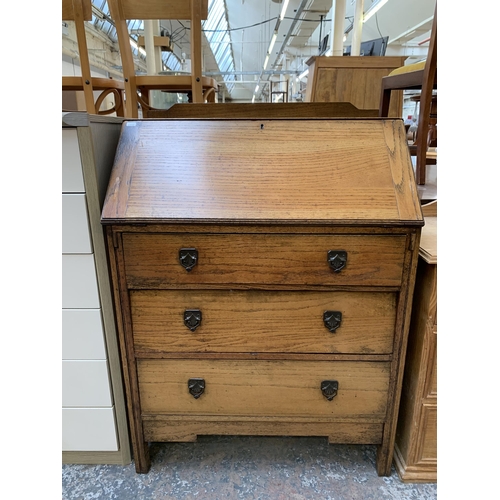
[146,102,379,119]
[62,0,125,116]
[304,56,406,118]
[394,200,437,482]
[107,0,218,117]
[379,8,437,185]
[101,118,423,475]
[62,112,130,465]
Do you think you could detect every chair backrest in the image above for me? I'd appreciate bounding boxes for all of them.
[62,0,96,114]
[108,0,209,115]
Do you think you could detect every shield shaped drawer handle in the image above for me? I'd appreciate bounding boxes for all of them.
[321,380,339,401]
[188,378,205,399]
[327,250,347,272]
[179,248,198,271]
[323,311,342,333]
[184,309,202,331]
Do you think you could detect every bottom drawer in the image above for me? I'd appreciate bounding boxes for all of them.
[137,359,390,419]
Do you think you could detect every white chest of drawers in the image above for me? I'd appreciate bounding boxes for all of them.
[62,112,130,464]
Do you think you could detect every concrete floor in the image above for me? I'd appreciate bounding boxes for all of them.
[62,437,437,499]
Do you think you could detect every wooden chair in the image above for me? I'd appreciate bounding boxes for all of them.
[62,0,125,116]
[107,0,218,118]
[379,6,437,185]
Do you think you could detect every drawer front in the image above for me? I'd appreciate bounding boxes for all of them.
[131,290,396,354]
[62,194,93,254]
[137,359,390,419]
[62,408,118,451]
[62,360,113,407]
[62,254,100,309]
[62,309,107,360]
[62,129,84,193]
[123,234,406,287]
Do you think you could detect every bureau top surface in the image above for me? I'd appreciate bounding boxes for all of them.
[101,119,423,226]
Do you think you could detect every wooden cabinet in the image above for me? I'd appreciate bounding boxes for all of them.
[62,113,131,464]
[394,216,437,482]
[304,56,406,117]
[101,118,423,474]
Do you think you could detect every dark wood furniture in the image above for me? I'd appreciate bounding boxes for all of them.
[146,102,379,119]
[394,201,437,482]
[304,56,406,118]
[379,8,437,185]
[62,0,125,116]
[101,118,423,475]
[108,0,217,117]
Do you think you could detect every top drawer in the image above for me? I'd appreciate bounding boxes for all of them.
[122,233,406,288]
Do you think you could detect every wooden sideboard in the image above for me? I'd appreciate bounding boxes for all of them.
[304,56,406,117]
[101,118,423,475]
[394,204,437,482]
[62,112,131,465]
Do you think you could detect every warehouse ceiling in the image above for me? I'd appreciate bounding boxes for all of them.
[80,0,436,102]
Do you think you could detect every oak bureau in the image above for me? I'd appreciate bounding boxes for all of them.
[101,118,424,475]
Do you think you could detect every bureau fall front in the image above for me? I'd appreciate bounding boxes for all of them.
[101,118,423,475]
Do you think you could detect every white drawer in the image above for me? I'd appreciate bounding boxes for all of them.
[62,254,100,309]
[62,407,118,451]
[62,309,106,360]
[62,129,85,193]
[62,360,113,407]
[62,194,93,254]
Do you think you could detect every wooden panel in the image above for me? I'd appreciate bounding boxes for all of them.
[62,408,118,451]
[131,290,397,354]
[62,194,93,253]
[62,254,100,308]
[62,360,113,407]
[304,56,406,117]
[426,329,437,398]
[123,233,406,287]
[137,359,390,417]
[101,120,423,225]
[143,417,384,444]
[62,0,93,21]
[147,102,380,119]
[416,404,437,463]
[117,0,208,20]
[62,309,107,360]
[62,129,84,193]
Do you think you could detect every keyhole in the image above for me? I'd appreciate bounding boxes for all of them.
[260,123,264,130]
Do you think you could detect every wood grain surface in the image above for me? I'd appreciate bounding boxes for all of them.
[137,359,390,417]
[101,119,423,225]
[122,233,406,287]
[130,290,396,354]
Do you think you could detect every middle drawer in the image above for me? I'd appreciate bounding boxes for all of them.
[130,290,396,354]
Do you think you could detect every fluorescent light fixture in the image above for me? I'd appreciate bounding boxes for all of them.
[298,69,309,80]
[255,84,260,92]
[363,0,389,23]
[279,0,290,21]
[252,95,256,103]
[268,32,278,54]
[263,54,270,70]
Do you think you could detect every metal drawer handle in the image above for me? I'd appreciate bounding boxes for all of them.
[179,248,198,272]
[323,311,342,333]
[184,309,202,332]
[321,380,339,401]
[327,250,347,272]
[188,378,205,399]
